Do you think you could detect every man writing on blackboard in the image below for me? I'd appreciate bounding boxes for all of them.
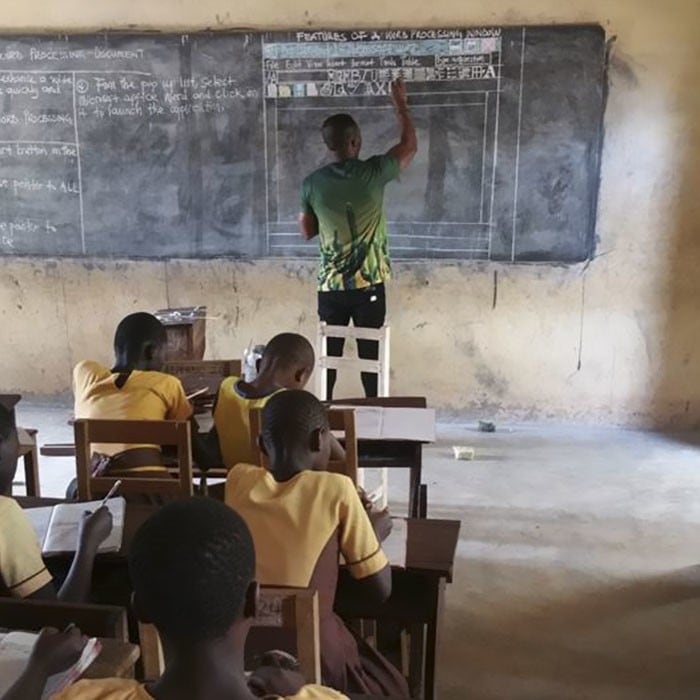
[298,78,417,399]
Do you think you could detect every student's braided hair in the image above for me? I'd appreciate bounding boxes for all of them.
[261,389,329,454]
[129,497,255,642]
[112,312,167,388]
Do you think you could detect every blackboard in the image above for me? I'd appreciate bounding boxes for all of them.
[0,26,606,262]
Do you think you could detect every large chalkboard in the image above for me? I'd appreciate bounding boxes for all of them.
[0,26,606,262]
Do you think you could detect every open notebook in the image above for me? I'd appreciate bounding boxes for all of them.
[25,498,126,556]
[0,631,101,699]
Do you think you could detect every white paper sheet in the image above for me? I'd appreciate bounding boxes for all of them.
[26,497,126,555]
[382,517,408,568]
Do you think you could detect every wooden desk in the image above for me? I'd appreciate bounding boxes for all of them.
[17,428,40,497]
[86,638,141,679]
[154,307,207,361]
[336,518,460,700]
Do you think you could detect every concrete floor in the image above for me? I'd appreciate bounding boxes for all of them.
[13,400,700,699]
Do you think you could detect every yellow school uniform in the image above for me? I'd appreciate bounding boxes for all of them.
[73,360,192,463]
[225,466,406,695]
[225,464,388,586]
[0,496,52,597]
[213,377,282,469]
[51,678,347,699]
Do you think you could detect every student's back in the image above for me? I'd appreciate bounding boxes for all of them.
[225,391,408,698]
[73,313,191,472]
[0,395,112,603]
[3,498,349,700]
[211,333,314,469]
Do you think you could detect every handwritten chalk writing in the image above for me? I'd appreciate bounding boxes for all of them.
[6,177,79,196]
[93,47,145,60]
[0,84,40,98]
[0,113,20,124]
[0,73,37,85]
[0,48,23,61]
[0,144,76,158]
[23,110,73,125]
[29,47,88,61]
[296,31,348,43]
[0,218,41,235]
[16,144,48,156]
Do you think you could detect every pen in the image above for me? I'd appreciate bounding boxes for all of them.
[99,480,122,508]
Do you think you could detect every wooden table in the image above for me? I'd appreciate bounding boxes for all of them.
[17,428,40,497]
[336,518,460,700]
[154,307,207,361]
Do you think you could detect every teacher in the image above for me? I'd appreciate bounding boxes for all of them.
[298,78,417,399]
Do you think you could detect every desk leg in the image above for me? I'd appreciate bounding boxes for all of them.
[408,444,423,519]
[407,623,425,698]
[424,577,446,700]
[23,447,41,497]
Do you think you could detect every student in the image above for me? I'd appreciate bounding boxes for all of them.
[225,390,409,697]
[0,395,112,602]
[73,312,193,476]
[3,497,348,700]
[207,333,315,470]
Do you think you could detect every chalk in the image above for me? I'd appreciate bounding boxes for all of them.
[452,446,475,460]
[478,420,496,432]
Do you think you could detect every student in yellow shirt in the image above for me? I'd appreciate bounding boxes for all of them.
[225,390,408,697]
[73,312,193,477]
[3,498,349,700]
[207,333,315,470]
[0,395,112,602]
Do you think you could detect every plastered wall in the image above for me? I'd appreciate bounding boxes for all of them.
[1,0,699,426]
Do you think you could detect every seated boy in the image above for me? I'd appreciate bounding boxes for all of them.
[0,395,112,601]
[73,312,193,476]
[225,390,408,697]
[206,332,316,470]
[4,497,348,700]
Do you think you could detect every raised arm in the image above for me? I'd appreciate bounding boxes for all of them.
[386,78,417,170]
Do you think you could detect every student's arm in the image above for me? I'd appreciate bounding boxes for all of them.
[2,627,85,700]
[28,508,112,603]
[385,78,417,171]
[339,478,393,605]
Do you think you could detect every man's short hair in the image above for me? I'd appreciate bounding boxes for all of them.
[129,498,255,642]
[261,389,328,453]
[0,395,20,494]
[322,113,359,152]
[262,333,315,372]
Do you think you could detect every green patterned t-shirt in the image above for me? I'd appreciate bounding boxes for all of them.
[301,155,400,291]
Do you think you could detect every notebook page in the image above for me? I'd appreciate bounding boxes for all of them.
[43,497,126,555]
[24,506,54,549]
[382,517,408,568]
[0,631,38,696]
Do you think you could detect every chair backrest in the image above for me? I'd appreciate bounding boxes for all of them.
[138,588,321,684]
[73,419,194,501]
[0,598,128,641]
[248,407,358,484]
[248,587,321,684]
[326,396,428,409]
[316,323,391,399]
